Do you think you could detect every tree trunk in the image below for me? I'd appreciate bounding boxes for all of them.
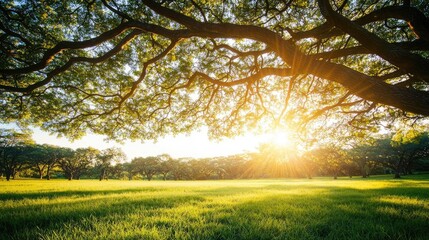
[405,160,414,175]
[360,165,367,178]
[394,165,401,178]
[46,166,51,180]
[99,168,106,181]
[5,171,11,181]
[394,158,404,179]
[394,171,401,178]
[39,168,44,179]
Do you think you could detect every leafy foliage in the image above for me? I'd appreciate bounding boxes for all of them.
[0,128,34,180]
[0,0,428,142]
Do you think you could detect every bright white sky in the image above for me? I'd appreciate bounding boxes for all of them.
[30,127,264,161]
[3,123,294,161]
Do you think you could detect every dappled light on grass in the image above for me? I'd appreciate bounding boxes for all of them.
[1,176,429,239]
[377,196,429,210]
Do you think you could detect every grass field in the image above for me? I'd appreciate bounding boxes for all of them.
[1,175,429,240]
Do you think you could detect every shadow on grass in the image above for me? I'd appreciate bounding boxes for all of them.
[0,187,165,201]
[0,193,205,239]
[202,185,429,240]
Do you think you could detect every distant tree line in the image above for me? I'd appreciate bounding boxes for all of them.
[1,129,429,181]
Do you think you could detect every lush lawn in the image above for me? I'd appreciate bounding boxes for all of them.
[1,175,429,240]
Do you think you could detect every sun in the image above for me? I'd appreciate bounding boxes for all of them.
[270,129,293,148]
[255,127,295,149]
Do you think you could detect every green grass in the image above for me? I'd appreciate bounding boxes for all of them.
[1,175,429,240]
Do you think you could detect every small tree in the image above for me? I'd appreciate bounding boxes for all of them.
[131,156,161,181]
[119,162,135,180]
[168,159,190,180]
[0,129,34,181]
[157,154,174,180]
[27,144,49,179]
[310,146,345,179]
[347,144,379,178]
[213,155,248,179]
[376,132,429,178]
[96,147,126,181]
[188,159,217,180]
[44,146,74,180]
[59,147,99,180]
[301,151,320,179]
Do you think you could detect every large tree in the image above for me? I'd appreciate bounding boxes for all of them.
[1,0,428,140]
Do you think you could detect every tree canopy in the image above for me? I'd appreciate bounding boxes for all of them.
[1,0,428,140]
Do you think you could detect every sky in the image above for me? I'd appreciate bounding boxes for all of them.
[27,127,264,161]
[2,122,294,161]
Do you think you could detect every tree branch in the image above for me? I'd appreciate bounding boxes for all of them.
[0,20,192,77]
[190,68,294,87]
[318,0,429,81]
[0,22,135,76]
[143,0,429,116]
[0,30,143,93]
[294,5,429,42]
[101,0,134,21]
[311,40,429,60]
